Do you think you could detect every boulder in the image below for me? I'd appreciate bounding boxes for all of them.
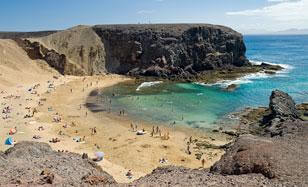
[0,141,116,186]
[211,135,277,178]
[211,132,308,184]
[224,84,238,92]
[262,90,301,136]
[269,90,300,119]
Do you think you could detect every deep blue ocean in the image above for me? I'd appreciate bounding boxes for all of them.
[101,35,308,129]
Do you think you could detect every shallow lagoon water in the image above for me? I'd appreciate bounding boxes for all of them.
[98,35,308,129]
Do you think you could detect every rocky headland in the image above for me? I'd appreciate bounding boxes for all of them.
[1,24,282,82]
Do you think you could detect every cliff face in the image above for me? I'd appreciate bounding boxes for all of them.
[93,24,250,78]
[33,26,107,75]
[10,24,250,77]
[14,38,86,75]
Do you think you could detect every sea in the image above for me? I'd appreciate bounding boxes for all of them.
[97,35,308,130]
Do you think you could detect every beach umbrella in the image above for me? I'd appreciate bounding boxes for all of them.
[5,137,14,145]
[95,151,104,159]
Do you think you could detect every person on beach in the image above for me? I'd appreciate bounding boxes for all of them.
[201,158,205,168]
[130,123,134,131]
[85,111,88,117]
[9,127,17,135]
[126,170,133,179]
[187,145,191,155]
[150,130,154,137]
[151,126,154,137]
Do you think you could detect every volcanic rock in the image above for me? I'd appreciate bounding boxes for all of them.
[0,141,116,186]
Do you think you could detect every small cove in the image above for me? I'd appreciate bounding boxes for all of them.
[88,35,308,130]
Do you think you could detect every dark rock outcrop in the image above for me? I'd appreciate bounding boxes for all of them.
[268,90,300,120]
[0,141,116,186]
[129,166,274,187]
[262,90,302,136]
[210,128,308,186]
[93,24,250,78]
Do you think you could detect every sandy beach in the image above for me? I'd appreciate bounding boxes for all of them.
[0,39,230,183]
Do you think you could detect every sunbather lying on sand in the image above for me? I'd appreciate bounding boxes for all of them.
[49,138,60,143]
[33,135,41,139]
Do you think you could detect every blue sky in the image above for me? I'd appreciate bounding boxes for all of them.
[1,0,307,34]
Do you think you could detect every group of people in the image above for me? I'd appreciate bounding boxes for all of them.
[90,127,97,135]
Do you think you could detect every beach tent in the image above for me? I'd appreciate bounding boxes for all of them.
[5,137,14,145]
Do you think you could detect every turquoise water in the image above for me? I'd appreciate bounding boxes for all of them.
[98,35,308,129]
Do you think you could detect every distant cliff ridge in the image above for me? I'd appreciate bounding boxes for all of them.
[3,24,280,79]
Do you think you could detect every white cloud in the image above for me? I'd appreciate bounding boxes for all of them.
[226,0,308,31]
[137,10,155,14]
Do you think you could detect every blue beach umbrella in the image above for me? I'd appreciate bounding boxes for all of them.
[5,137,14,145]
[95,152,104,159]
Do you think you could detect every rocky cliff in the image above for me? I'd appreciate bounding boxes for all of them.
[7,24,261,78]
[93,24,250,78]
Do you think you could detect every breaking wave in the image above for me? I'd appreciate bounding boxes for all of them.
[136,81,163,91]
[195,60,294,88]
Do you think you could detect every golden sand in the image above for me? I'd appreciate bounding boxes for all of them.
[0,39,230,183]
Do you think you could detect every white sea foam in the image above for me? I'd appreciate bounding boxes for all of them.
[195,60,294,88]
[250,60,294,74]
[136,81,162,91]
